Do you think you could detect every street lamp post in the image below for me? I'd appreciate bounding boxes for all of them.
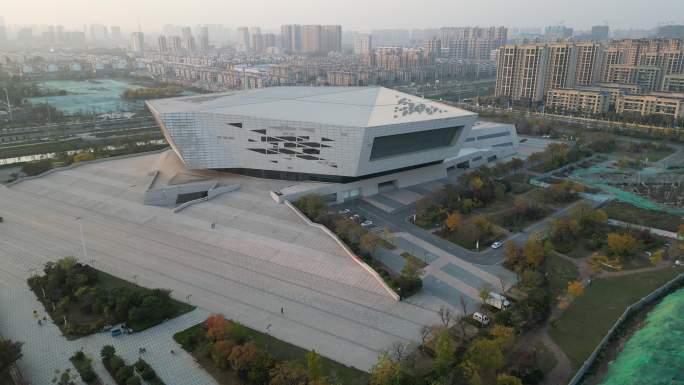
[75,217,89,263]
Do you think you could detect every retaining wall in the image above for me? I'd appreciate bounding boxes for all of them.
[283,200,400,301]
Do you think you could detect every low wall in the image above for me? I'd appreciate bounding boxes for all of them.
[567,272,684,385]
[283,200,400,301]
[5,147,170,187]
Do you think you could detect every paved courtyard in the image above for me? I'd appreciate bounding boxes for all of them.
[0,152,442,379]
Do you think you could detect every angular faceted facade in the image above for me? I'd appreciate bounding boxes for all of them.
[147,87,477,181]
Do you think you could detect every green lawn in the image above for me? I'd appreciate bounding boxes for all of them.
[602,201,683,232]
[174,323,368,385]
[549,268,684,368]
[545,253,579,303]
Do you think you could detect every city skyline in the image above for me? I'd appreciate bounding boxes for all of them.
[3,0,684,32]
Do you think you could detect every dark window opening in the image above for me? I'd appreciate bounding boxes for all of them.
[370,125,461,160]
[176,191,207,204]
[321,137,334,141]
[487,155,498,162]
[300,142,321,148]
[252,129,266,134]
[278,149,298,154]
[277,136,298,141]
[302,148,320,154]
[229,123,243,128]
[248,139,257,142]
[283,142,296,148]
[296,154,320,160]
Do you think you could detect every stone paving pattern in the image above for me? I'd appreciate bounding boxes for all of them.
[0,152,441,382]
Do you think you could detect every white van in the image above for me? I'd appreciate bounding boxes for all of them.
[472,312,490,326]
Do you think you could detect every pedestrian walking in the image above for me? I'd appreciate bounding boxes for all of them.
[280,307,284,314]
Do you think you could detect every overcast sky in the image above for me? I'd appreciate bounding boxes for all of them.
[3,0,684,31]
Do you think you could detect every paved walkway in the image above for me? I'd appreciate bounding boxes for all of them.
[0,275,216,385]
[0,153,441,373]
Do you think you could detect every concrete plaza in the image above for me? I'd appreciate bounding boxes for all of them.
[0,152,442,377]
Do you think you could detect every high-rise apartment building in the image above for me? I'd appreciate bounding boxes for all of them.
[423,38,441,63]
[130,32,144,53]
[90,24,108,41]
[281,24,302,53]
[439,26,507,60]
[353,34,372,55]
[170,35,183,52]
[251,32,264,53]
[262,33,276,49]
[321,25,342,52]
[199,26,210,50]
[110,26,122,42]
[158,35,168,53]
[495,44,549,102]
[301,25,321,53]
[591,26,610,41]
[237,27,250,51]
[544,25,573,41]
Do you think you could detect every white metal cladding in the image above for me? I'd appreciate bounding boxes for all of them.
[148,87,477,177]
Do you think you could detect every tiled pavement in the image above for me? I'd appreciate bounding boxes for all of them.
[0,280,216,385]
[0,152,441,378]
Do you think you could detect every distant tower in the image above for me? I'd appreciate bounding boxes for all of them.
[130,32,144,53]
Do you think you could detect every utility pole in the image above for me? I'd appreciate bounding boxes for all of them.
[3,87,12,121]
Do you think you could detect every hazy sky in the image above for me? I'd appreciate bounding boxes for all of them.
[4,0,684,31]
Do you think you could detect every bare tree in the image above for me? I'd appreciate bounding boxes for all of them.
[420,325,432,346]
[438,306,455,328]
[498,275,507,295]
[458,295,469,338]
[388,341,407,363]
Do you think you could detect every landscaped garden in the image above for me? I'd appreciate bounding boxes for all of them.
[27,257,194,338]
[295,195,422,297]
[545,203,672,270]
[173,314,367,385]
[412,161,584,250]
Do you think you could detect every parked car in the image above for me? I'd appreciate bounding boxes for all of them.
[351,214,361,222]
[361,220,374,228]
[338,209,351,215]
[472,312,490,326]
[491,241,503,249]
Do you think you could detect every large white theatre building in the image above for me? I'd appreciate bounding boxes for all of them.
[147,86,518,203]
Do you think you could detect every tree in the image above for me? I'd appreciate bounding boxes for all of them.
[650,250,664,265]
[456,360,482,385]
[295,194,328,222]
[567,281,584,298]
[496,374,523,385]
[100,345,115,361]
[490,325,515,349]
[503,242,523,269]
[523,239,545,268]
[438,306,455,328]
[606,233,637,257]
[458,296,470,338]
[434,329,455,376]
[211,340,235,370]
[678,224,684,251]
[479,283,493,305]
[0,339,23,373]
[445,212,462,233]
[473,216,492,235]
[466,339,504,373]
[305,350,322,381]
[229,343,263,376]
[369,354,406,385]
[268,361,307,385]
[205,314,233,341]
[360,232,380,256]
